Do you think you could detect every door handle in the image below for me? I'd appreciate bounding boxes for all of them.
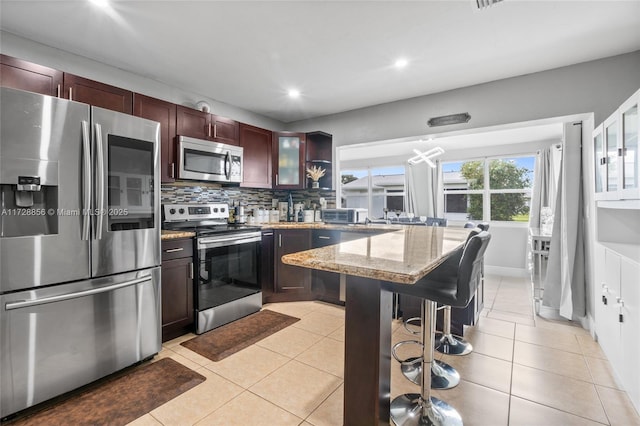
[81,120,91,241]
[95,123,105,240]
[224,152,231,180]
[5,276,152,310]
[164,247,184,253]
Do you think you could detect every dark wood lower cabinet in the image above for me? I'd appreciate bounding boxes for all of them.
[263,229,312,303]
[161,238,194,342]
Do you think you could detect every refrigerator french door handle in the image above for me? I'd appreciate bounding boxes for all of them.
[224,151,231,180]
[81,120,92,241]
[95,122,105,240]
[5,276,152,311]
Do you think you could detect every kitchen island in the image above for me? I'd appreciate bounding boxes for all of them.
[282,225,469,425]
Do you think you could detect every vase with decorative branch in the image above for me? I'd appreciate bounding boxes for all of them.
[306,165,326,189]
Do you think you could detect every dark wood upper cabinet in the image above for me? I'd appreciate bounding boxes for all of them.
[63,74,133,114]
[0,54,63,97]
[133,94,177,183]
[176,105,239,145]
[273,132,307,190]
[176,105,210,140]
[305,131,333,190]
[211,114,239,146]
[239,123,272,189]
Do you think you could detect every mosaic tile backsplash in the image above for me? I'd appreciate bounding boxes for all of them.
[161,181,336,213]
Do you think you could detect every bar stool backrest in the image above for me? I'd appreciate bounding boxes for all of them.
[455,231,491,307]
[426,217,448,227]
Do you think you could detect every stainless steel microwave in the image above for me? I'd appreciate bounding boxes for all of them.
[177,135,243,184]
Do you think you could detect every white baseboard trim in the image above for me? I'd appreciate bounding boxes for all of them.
[485,265,529,277]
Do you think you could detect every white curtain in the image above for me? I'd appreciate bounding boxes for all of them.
[529,147,560,229]
[404,161,443,217]
[542,122,586,320]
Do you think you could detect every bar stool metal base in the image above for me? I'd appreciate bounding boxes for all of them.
[400,357,460,389]
[390,393,463,426]
[434,332,473,356]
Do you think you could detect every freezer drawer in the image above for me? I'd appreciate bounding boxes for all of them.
[0,267,161,418]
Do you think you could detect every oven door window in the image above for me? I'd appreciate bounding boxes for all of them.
[184,149,226,178]
[198,240,260,310]
[108,135,154,231]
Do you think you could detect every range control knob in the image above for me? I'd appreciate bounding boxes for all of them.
[220,207,226,213]
[169,208,176,215]
[178,208,185,214]
[213,207,219,213]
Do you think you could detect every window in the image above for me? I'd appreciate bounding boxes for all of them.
[443,156,535,222]
[340,166,405,219]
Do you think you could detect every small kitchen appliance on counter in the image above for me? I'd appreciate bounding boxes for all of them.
[162,203,262,334]
[321,208,368,224]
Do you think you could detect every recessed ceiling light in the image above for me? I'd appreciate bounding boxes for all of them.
[89,0,110,8]
[288,89,300,99]
[394,58,408,69]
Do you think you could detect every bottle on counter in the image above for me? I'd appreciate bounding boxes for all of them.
[297,206,304,223]
[287,192,294,222]
[228,201,235,224]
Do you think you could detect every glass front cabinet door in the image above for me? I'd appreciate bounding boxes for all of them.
[273,132,306,189]
[594,88,640,202]
[619,92,639,200]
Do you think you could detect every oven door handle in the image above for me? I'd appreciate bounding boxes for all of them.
[198,234,262,249]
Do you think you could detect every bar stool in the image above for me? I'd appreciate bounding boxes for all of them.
[384,232,491,426]
[435,224,489,356]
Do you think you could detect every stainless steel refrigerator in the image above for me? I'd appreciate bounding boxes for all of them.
[0,87,162,418]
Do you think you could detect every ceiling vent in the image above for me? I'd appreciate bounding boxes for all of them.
[427,113,471,127]
[476,0,504,10]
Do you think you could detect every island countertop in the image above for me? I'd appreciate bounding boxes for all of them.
[281,225,470,284]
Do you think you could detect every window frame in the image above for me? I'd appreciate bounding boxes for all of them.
[442,154,536,225]
[339,165,406,219]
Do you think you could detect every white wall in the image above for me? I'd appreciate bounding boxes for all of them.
[288,51,640,324]
[287,51,640,146]
[0,32,286,131]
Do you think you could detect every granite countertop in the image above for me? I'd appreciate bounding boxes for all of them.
[261,222,402,232]
[281,226,470,284]
[161,230,196,240]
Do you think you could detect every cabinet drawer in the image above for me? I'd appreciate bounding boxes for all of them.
[161,238,193,261]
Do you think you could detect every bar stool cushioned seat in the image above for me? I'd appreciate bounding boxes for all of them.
[383,231,491,426]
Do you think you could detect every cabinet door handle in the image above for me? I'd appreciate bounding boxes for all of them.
[190,262,194,279]
[275,174,279,185]
[170,163,175,178]
[618,147,626,157]
[69,87,73,100]
[263,232,274,236]
[164,247,184,253]
[318,236,331,240]
[56,84,61,97]
[213,123,217,138]
[207,123,212,137]
[278,234,282,247]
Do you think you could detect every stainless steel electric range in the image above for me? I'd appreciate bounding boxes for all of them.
[163,203,262,334]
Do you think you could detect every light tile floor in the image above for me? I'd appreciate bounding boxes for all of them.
[129,275,640,425]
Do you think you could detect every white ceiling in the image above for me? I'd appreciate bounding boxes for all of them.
[339,121,564,163]
[1,1,639,124]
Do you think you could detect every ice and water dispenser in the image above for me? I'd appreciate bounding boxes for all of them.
[0,159,59,237]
